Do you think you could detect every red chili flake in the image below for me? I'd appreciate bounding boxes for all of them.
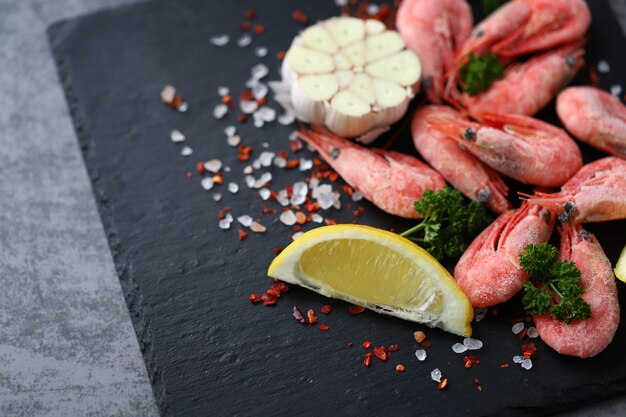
[363,353,373,367]
[245,9,256,19]
[395,364,405,372]
[590,68,601,87]
[249,293,261,303]
[464,360,472,369]
[295,211,307,224]
[341,184,354,196]
[413,331,426,343]
[318,325,329,331]
[348,305,366,315]
[169,95,183,109]
[464,355,480,365]
[292,10,309,24]
[278,150,289,159]
[306,309,318,324]
[321,304,332,315]
[438,378,448,390]
[253,24,265,35]
[492,308,498,316]
[421,340,432,348]
[240,90,254,101]
[257,97,267,106]
[237,114,248,123]
[273,246,282,255]
[289,138,304,153]
[521,342,538,359]
[261,293,277,306]
[353,207,365,218]
[218,207,231,220]
[261,204,276,215]
[474,378,481,385]
[477,385,483,392]
[388,344,399,352]
[222,95,232,105]
[240,21,251,31]
[328,172,339,182]
[276,51,286,60]
[517,327,528,339]
[304,201,320,213]
[266,288,281,298]
[373,346,388,361]
[238,229,248,241]
[362,340,372,349]
[272,281,290,293]
[212,174,224,185]
[185,171,192,179]
[347,342,353,348]
[500,363,510,369]
[285,159,300,169]
[196,162,205,174]
[293,306,307,324]
[324,218,339,225]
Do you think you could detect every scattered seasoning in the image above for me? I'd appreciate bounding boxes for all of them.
[348,305,366,315]
[415,349,427,361]
[363,353,373,367]
[321,305,332,315]
[388,344,399,352]
[438,378,449,390]
[414,331,426,343]
[273,246,282,255]
[421,340,432,349]
[253,24,265,35]
[292,10,309,24]
[238,229,248,241]
[500,364,510,369]
[395,364,405,372]
[347,342,353,348]
[293,306,307,324]
[373,346,388,361]
[318,325,329,331]
[261,293,277,306]
[196,162,205,174]
[249,293,261,303]
[276,51,286,60]
[307,309,318,324]
[245,9,256,19]
[363,340,372,349]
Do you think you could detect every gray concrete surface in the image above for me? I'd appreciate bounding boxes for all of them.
[0,1,158,416]
[0,0,625,416]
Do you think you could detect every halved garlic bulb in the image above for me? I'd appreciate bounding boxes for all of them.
[280,16,422,142]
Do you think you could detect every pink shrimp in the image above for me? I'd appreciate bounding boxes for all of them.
[411,105,510,213]
[454,202,555,307]
[534,223,619,358]
[522,157,626,223]
[396,0,473,102]
[294,127,446,218]
[556,86,626,159]
[451,44,585,119]
[458,0,590,59]
[428,112,582,187]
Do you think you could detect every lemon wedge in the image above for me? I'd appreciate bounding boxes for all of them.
[615,245,626,283]
[268,224,473,336]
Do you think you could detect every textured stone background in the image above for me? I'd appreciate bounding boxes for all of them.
[0,1,624,416]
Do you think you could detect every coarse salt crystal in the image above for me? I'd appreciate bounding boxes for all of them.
[252,83,269,100]
[204,159,222,173]
[217,86,230,97]
[238,34,252,47]
[280,210,297,226]
[218,213,233,230]
[253,118,264,128]
[252,159,262,170]
[227,135,241,147]
[452,343,467,353]
[262,142,269,148]
[521,358,532,370]
[367,4,379,15]
[170,129,185,143]
[292,232,303,240]
[224,125,237,137]
[245,77,259,88]
[237,215,253,227]
[512,355,524,364]
[273,157,287,168]
[431,368,442,383]
[258,151,275,167]
[610,85,622,97]
[213,104,229,119]
[475,307,488,322]
[212,193,222,202]
[415,349,427,361]
[293,181,308,197]
[463,338,483,350]
[250,221,266,233]
[161,85,176,103]
[181,146,193,157]
[278,112,295,126]
[311,213,324,223]
[290,194,306,206]
[177,102,188,112]
[299,159,313,171]
[259,188,271,200]
[210,34,230,46]
[241,100,259,114]
[289,131,299,141]
[597,60,610,74]
[276,190,290,207]
[335,0,348,6]
[228,182,239,194]
[255,106,276,122]
[351,191,363,202]
[527,327,539,338]
[243,166,253,175]
[254,172,272,188]
[201,177,214,191]
[251,63,269,79]
[224,166,231,173]
[245,175,255,188]
[512,322,524,335]
[255,46,268,57]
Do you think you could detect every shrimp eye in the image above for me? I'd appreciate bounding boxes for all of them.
[330,147,341,159]
[578,230,592,241]
[472,28,484,38]
[463,128,477,141]
[565,55,577,68]
[476,187,492,203]
[421,77,432,90]
[558,202,576,223]
[540,209,552,224]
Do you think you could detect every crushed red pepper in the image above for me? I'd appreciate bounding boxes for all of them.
[293,306,307,324]
[388,344,399,352]
[249,293,261,303]
[438,378,449,390]
[196,162,205,174]
[373,346,388,361]
[363,340,372,349]
[253,24,265,35]
[292,10,309,24]
[348,305,366,315]
[238,229,248,241]
[321,305,332,315]
[307,309,318,324]
[318,325,329,331]
[395,364,405,372]
[261,293,277,306]
[363,353,373,367]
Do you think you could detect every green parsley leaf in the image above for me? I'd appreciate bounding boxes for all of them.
[400,187,492,260]
[520,243,591,323]
[459,53,504,96]
[482,0,506,15]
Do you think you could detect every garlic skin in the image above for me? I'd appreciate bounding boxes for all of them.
[276,16,422,143]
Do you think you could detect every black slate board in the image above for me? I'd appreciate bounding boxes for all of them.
[48,1,626,416]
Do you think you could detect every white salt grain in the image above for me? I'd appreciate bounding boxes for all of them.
[521,358,532,370]
[512,322,525,335]
[276,190,290,207]
[255,46,268,57]
[210,34,229,46]
[251,63,269,79]
[218,213,233,230]
[243,166,253,175]
[213,104,228,119]
[292,232,303,240]
[201,177,214,191]
[228,182,239,194]
[240,100,259,114]
[597,60,610,74]
[204,159,223,173]
[181,146,193,157]
[255,106,276,122]
[279,210,297,226]
[431,368,442,383]
[512,355,524,364]
[160,85,176,103]
[293,181,308,197]
[258,151,275,167]
[475,307,488,322]
[250,221,267,233]
[259,188,271,200]
[237,34,252,47]
[273,157,287,168]
[312,213,324,223]
[227,135,241,147]
[278,112,295,126]
[610,84,622,97]
[351,191,364,202]
[170,129,185,143]
[415,349,427,361]
[527,327,539,338]
[463,338,483,350]
[452,343,467,354]
[217,86,230,97]
[177,102,188,112]
[252,83,269,100]
[245,175,255,188]
[224,125,237,137]
[299,158,313,171]
[212,193,222,202]
[237,215,253,227]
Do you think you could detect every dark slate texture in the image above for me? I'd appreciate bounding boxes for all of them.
[48,0,626,416]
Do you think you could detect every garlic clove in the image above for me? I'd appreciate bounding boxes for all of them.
[326,17,365,47]
[366,31,405,63]
[300,25,338,54]
[365,50,421,87]
[285,46,335,75]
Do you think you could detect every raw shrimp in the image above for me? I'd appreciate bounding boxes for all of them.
[557,86,626,159]
[396,0,473,102]
[411,105,510,213]
[454,202,555,307]
[428,112,582,187]
[458,0,590,59]
[522,157,626,223]
[295,127,446,218]
[534,223,619,358]
[451,45,585,119]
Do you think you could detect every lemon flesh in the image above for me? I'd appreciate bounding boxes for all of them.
[268,224,473,337]
[616,245,626,283]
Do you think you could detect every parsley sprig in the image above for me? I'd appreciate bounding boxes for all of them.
[459,53,504,96]
[520,243,591,323]
[400,187,491,260]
